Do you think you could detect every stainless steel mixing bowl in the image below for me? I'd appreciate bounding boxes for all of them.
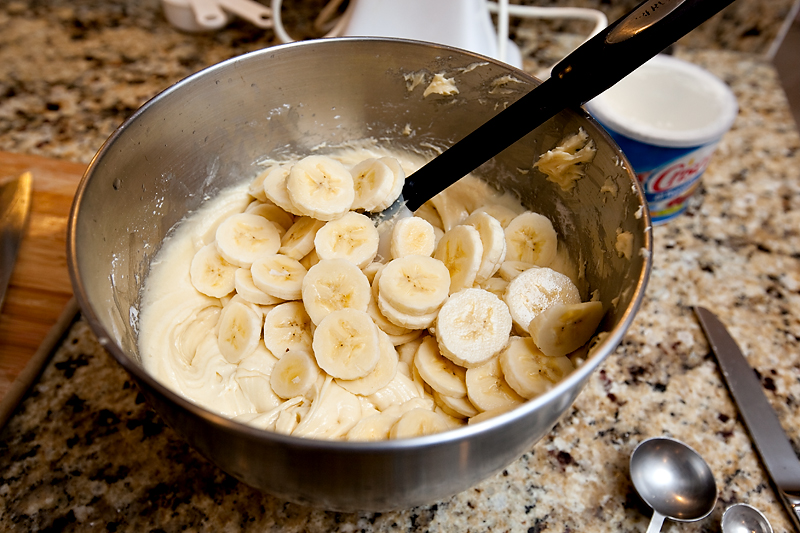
[68,37,651,511]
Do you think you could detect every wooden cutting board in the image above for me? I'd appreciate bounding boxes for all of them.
[0,151,86,409]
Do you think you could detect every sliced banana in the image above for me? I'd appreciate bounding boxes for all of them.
[430,190,470,232]
[346,397,429,441]
[247,169,270,202]
[235,345,282,412]
[362,262,383,284]
[244,201,294,232]
[465,357,525,412]
[269,349,320,399]
[301,258,371,325]
[463,211,506,283]
[217,300,263,363]
[414,201,444,230]
[299,248,320,270]
[263,301,313,358]
[279,216,326,260]
[390,216,436,259]
[396,335,425,368]
[250,254,307,301]
[385,328,423,347]
[434,224,483,294]
[503,266,581,332]
[314,212,379,268]
[378,255,450,316]
[504,211,558,267]
[433,390,479,419]
[350,157,395,212]
[375,156,406,212]
[262,164,304,216]
[389,408,453,439]
[499,336,574,398]
[470,203,519,228]
[497,260,536,282]
[528,301,604,357]
[367,295,413,336]
[190,243,238,298]
[336,329,399,396]
[286,155,355,221]
[312,308,381,380]
[190,192,250,250]
[214,212,282,268]
[413,335,467,398]
[435,288,512,368]
[479,276,509,298]
[377,294,439,330]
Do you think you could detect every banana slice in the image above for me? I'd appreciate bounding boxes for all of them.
[396,335,425,368]
[390,216,436,259]
[235,345,282,412]
[214,212,282,268]
[190,192,250,250]
[479,276,509,298]
[247,169,270,202]
[262,164,304,216]
[350,157,395,212]
[217,300,263,363]
[336,329,399,396]
[434,224,483,294]
[503,266,581,332]
[263,301,313,357]
[465,357,525,412]
[463,211,507,283]
[362,262,383,284]
[375,156,406,212]
[244,201,294,232]
[312,308,381,380]
[499,336,574,398]
[433,390,479,419]
[504,211,558,266]
[269,349,320,399]
[497,260,536,281]
[190,243,238,298]
[430,191,470,232]
[413,335,467,398]
[435,288,512,368]
[314,212,379,268]
[301,258,371,325]
[367,295,412,336]
[378,255,450,316]
[299,248,320,270]
[346,397,430,441]
[279,216,326,260]
[250,254,307,300]
[286,155,355,221]
[470,203,519,228]
[528,301,604,357]
[385,328,423,347]
[377,294,439,330]
[414,201,444,230]
[389,408,453,439]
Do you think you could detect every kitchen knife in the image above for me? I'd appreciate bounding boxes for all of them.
[0,171,33,311]
[694,306,800,532]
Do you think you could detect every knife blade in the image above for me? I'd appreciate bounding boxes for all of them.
[0,171,33,311]
[694,306,800,532]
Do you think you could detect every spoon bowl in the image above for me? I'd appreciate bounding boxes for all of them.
[722,504,773,533]
[630,437,717,532]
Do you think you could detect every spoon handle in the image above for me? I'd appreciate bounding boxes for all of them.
[646,511,666,533]
[402,0,736,211]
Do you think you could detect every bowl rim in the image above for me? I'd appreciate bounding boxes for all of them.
[67,36,652,452]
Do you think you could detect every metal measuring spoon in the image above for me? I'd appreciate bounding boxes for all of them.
[630,437,718,533]
[722,504,773,533]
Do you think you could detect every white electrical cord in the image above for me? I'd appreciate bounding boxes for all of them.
[487,0,608,63]
[270,0,608,64]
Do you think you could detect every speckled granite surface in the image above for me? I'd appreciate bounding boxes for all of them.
[1,1,800,532]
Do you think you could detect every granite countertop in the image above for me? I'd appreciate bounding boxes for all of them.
[2,1,800,531]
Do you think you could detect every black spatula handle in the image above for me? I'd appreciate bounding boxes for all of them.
[402,0,737,211]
